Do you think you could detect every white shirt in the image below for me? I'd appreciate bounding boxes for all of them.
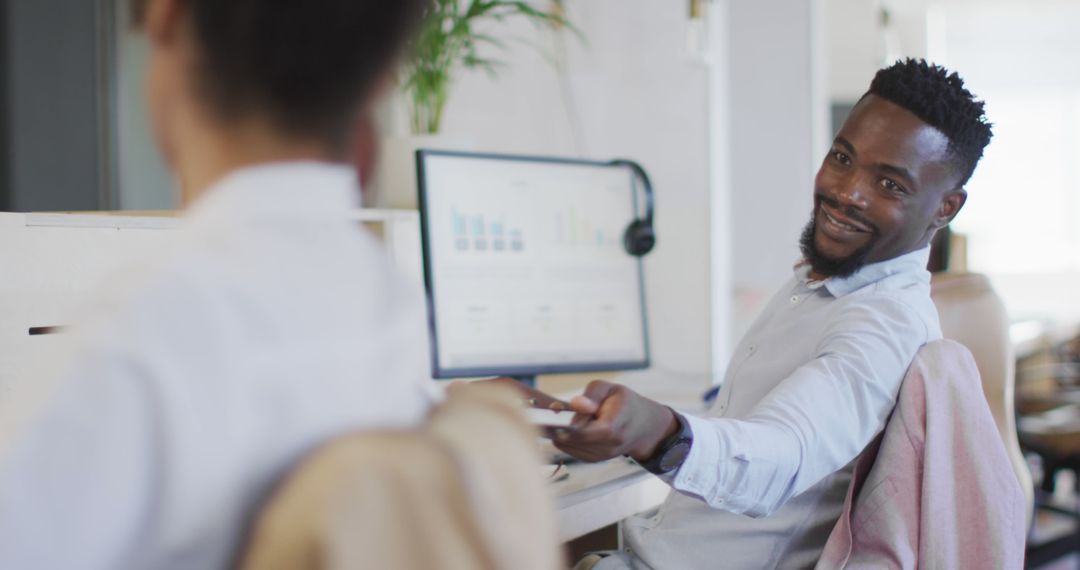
[616,247,941,570]
[0,163,435,569]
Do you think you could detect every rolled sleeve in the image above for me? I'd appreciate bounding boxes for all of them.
[669,413,721,497]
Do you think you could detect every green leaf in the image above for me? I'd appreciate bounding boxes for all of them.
[403,0,584,134]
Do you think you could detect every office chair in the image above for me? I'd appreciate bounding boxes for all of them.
[237,384,563,570]
[930,271,1035,529]
[1014,327,1080,564]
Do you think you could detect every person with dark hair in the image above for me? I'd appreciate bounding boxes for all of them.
[550,59,993,569]
[0,0,431,568]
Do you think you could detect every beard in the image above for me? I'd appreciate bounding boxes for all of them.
[798,208,877,279]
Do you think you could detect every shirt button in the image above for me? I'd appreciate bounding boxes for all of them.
[748,345,756,353]
[790,295,799,304]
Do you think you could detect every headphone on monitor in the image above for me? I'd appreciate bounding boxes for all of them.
[610,159,656,257]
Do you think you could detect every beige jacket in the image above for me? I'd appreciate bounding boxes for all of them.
[239,384,563,570]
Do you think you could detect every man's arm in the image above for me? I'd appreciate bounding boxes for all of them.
[555,296,929,517]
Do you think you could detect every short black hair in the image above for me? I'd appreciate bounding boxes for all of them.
[866,58,992,187]
[132,0,427,147]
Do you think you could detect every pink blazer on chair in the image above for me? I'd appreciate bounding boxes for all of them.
[816,340,1026,569]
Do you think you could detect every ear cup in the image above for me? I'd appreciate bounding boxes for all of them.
[623,219,656,256]
[611,158,655,257]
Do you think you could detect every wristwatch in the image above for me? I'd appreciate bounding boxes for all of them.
[638,410,693,475]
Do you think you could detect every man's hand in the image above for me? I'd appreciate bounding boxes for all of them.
[552,380,679,463]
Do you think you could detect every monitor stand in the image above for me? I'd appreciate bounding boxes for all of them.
[511,375,537,389]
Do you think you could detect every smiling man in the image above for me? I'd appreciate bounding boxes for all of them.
[802,86,969,281]
[555,59,993,569]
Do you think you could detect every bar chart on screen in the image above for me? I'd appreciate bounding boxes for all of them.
[419,152,649,375]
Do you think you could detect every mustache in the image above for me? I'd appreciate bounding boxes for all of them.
[800,210,876,279]
[817,195,878,235]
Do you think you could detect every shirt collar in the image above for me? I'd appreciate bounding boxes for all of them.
[184,161,361,229]
[794,246,932,298]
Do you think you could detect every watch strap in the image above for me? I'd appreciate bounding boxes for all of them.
[639,410,692,474]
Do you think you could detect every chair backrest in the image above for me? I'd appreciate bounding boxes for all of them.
[930,272,1034,528]
[237,384,563,570]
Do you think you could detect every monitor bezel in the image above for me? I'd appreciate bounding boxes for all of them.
[416,148,652,379]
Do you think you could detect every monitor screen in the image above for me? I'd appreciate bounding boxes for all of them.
[417,150,651,379]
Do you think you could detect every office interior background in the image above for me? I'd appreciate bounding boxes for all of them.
[3,0,1074,380]
[0,0,1078,562]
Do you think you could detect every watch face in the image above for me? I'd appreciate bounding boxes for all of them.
[659,441,691,472]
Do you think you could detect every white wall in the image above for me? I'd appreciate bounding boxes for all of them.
[312,0,832,384]
[414,0,719,380]
[932,0,1080,92]
[105,0,725,380]
[727,0,828,339]
[0,213,177,443]
[424,0,830,377]
[826,0,884,102]
[825,0,929,103]
[105,0,832,382]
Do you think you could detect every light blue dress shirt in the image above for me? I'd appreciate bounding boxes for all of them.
[608,246,941,569]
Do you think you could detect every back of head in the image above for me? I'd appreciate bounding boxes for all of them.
[131,0,427,148]
[867,59,993,187]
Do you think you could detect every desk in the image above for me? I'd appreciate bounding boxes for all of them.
[540,371,713,542]
[551,459,669,542]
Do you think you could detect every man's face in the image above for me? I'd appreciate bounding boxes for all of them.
[801,94,967,278]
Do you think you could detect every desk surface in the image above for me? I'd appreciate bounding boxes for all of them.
[540,371,710,542]
[550,458,669,542]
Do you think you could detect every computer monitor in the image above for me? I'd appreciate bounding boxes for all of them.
[416,150,651,384]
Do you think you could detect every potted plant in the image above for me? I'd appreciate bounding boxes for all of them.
[369,1,576,209]
[403,0,574,135]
